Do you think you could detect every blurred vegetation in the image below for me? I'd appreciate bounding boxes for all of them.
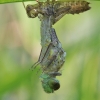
[0,1,100,100]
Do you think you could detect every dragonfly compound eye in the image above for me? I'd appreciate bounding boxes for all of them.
[41,78,60,93]
[51,80,60,91]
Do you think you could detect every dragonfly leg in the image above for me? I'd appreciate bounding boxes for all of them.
[31,42,53,70]
[53,6,71,24]
[41,28,61,72]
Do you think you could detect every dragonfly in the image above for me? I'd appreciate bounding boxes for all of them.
[23,0,91,93]
[34,14,66,93]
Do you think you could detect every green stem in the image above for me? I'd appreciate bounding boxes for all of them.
[0,0,34,4]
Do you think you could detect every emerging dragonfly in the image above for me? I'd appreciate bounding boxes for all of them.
[23,0,90,93]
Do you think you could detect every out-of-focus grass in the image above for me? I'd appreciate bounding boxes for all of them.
[0,1,100,100]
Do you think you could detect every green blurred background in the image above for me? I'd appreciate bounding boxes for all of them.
[0,1,100,100]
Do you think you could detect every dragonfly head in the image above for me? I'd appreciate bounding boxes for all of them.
[41,74,60,93]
